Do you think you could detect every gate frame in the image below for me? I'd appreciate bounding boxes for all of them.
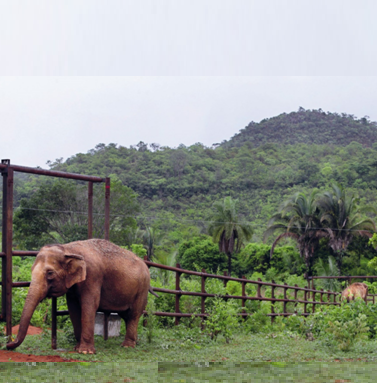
[0,159,110,348]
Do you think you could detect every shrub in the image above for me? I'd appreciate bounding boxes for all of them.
[326,313,369,351]
[204,297,240,343]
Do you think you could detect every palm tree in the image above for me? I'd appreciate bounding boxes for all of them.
[316,183,376,272]
[142,226,164,261]
[264,190,325,276]
[315,256,340,291]
[153,250,177,286]
[208,196,253,276]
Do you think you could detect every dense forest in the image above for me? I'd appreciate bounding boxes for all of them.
[9,108,377,285]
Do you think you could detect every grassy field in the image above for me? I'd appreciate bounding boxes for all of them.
[2,326,377,382]
[1,362,377,383]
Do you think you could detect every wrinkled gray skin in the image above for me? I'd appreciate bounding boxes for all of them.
[7,239,151,354]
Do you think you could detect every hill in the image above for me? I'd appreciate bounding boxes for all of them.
[221,108,377,149]
[39,112,377,243]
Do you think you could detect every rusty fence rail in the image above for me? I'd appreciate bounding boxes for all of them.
[143,261,377,324]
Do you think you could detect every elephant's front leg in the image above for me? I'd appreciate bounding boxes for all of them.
[77,292,100,354]
[66,292,82,350]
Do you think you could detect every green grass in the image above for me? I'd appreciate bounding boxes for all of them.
[2,327,377,382]
[1,361,377,383]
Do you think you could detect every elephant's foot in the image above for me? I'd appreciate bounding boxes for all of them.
[75,342,96,354]
[121,339,136,348]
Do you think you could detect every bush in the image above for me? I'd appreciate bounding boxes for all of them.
[204,297,240,343]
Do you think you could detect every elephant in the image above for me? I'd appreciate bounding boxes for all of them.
[7,239,154,354]
[341,282,368,303]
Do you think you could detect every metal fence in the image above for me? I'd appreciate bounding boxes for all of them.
[0,160,110,348]
[144,261,346,325]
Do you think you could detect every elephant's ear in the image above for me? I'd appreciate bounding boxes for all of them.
[64,254,87,289]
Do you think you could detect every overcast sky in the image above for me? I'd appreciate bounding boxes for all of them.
[1,1,377,167]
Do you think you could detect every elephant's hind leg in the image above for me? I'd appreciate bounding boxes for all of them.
[119,309,143,348]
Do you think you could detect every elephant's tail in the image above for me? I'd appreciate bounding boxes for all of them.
[149,286,159,298]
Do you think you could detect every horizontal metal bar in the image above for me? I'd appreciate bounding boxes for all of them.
[12,282,30,287]
[0,163,105,183]
[13,251,39,256]
[56,310,69,316]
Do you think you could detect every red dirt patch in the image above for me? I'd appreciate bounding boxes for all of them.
[0,349,81,362]
[1,326,81,362]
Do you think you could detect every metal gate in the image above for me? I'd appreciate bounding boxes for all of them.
[0,159,110,348]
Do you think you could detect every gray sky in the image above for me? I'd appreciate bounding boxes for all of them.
[1,1,377,167]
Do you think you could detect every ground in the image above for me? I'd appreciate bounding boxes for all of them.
[1,325,80,362]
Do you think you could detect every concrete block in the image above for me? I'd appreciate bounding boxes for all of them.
[94,312,121,337]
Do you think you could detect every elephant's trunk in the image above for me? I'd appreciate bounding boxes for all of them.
[6,282,46,350]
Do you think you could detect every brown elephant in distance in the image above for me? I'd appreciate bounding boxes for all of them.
[341,282,368,303]
[7,239,152,354]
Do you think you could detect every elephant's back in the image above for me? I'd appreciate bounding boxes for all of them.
[67,239,147,273]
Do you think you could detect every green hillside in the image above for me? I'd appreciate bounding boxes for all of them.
[221,108,377,148]
[11,108,377,279]
[37,109,377,243]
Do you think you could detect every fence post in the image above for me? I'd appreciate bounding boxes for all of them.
[283,283,288,316]
[88,181,93,239]
[312,288,316,314]
[104,177,110,240]
[201,269,207,326]
[294,284,298,314]
[223,271,229,302]
[175,263,182,326]
[271,280,276,324]
[242,276,247,320]
[304,286,308,315]
[2,162,13,338]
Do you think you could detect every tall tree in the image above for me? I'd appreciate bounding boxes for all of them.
[208,196,253,276]
[316,183,376,272]
[264,190,324,276]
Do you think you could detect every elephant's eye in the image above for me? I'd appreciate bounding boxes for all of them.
[46,270,55,280]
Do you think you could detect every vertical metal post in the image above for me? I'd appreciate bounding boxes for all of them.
[88,181,93,239]
[2,162,13,338]
[223,271,229,302]
[201,269,206,326]
[304,286,308,315]
[241,276,246,319]
[51,297,57,349]
[175,263,181,326]
[283,283,287,316]
[104,177,110,240]
[271,280,275,324]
